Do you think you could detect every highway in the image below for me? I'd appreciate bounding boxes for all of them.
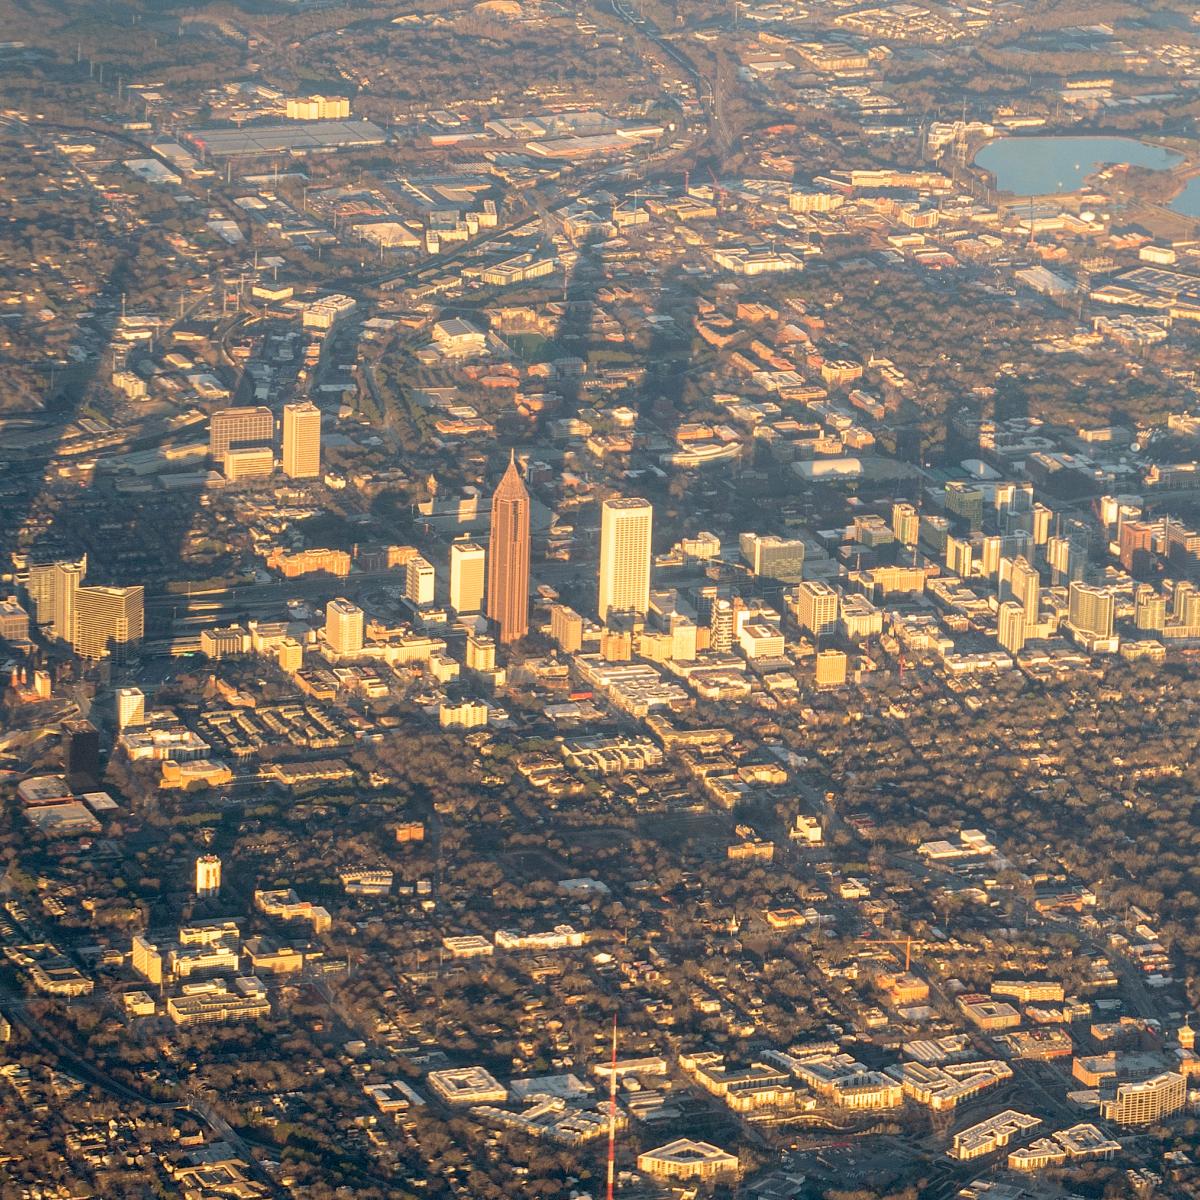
[609,0,714,109]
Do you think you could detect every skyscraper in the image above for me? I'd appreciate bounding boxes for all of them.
[449,542,486,615]
[550,604,584,653]
[792,579,839,641]
[997,600,1027,656]
[1007,556,1040,631]
[73,586,144,660]
[598,497,652,624]
[891,502,919,548]
[52,560,85,645]
[1068,582,1115,639]
[486,454,531,644]
[325,598,364,654]
[64,719,101,790]
[282,401,322,479]
[946,536,973,578]
[406,556,436,608]
[26,553,86,632]
[1134,585,1166,632]
[116,687,146,730]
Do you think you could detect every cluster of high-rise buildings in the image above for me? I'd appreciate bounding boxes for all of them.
[209,401,322,482]
[25,555,144,661]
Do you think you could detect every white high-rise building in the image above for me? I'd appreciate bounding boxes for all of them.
[116,687,145,730]
[325,598,364,654]
[1006,556,1040,631]
[449,542,486,615]
[792,580,839,641]
[52,561,85,645]
[282,401,321,479]
[195,854,222,898]
[1068,582,1115,639]
[997,600,1026,656]
[406,556,436,608]
[598,497,653,623]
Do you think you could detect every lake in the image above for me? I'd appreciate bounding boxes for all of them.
[974,135,1183,196]
[1170,175,1200,217]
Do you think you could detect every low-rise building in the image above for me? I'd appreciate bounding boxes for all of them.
[637,1139,739,1182]
[950,1110,1041,1161]
[166,978,270,1026]
[427,1066,508,1106]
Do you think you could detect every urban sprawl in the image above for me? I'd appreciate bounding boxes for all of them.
[4,0,1200,1197]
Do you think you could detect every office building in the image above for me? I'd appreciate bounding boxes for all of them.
[997,601,1026,655]
[116,687,146,731]
[282,401,321,479]
[195,854,222,899]
[919,513,950,553]
[1166,518,1200,567]
[792,580,839,641]
[325,598,364,654]
[740,620,784,660]
[486,454,531,644]
[209,405,273,465]
[200,625,250,659]
[1099,1071,1185,1126]
[550,604,584,653]
[64,720,101,790]
[131,936,164,986]
[73,586,144,660]
[405,556,436,608]
[449,542,486,615]
[739,533,804,582]
[637,1140,739,1183]
[892,502,919,548]
[944,482,984,531]
[166,979,270,1027]
[995,481,1033,521]
[598,497,653,624]
[1119,520,1156,574]
[1069,582,1115,639]
[224,446,274,482]
[278,637,304,672]
[0,596,29,642]
[815,648,848,688]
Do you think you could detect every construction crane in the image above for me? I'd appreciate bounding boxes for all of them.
[855,935,917,972]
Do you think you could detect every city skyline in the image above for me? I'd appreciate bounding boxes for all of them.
[3,0,1200,1194]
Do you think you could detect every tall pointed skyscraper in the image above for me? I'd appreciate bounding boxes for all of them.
[487,452,531,644]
